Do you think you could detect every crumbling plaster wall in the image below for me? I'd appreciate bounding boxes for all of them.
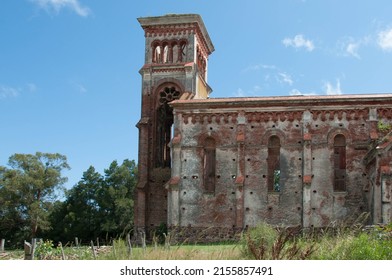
[169,106,373,230]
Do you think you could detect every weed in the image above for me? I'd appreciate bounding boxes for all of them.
[242,223,315,260]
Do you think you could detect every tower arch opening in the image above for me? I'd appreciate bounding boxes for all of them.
[155,84,182,168]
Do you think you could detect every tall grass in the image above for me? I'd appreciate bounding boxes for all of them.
[314,231,392,260]
[242,222,392,260]
[241,223,315,260]
[2,222,391,260]
[102,239,242,260]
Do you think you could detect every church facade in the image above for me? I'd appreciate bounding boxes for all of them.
[134,14,392,241]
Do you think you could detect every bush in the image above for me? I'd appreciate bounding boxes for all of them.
[241,224,273,259]
[242,223,314,260]
[35,240,62,260]
[316,232,392,260]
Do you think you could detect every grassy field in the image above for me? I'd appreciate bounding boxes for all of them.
[0,242,243,260]
[1,223,391,260]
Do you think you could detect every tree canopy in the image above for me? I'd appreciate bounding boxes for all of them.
[48,159,137,243]
[0,152,70,243]
[1,152,137,246]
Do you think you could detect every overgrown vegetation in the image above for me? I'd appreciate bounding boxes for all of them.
[1,222,391,260]
[377,120,392,133]
[242,223,315,260]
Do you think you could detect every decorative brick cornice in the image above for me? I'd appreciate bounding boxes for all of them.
[152,67,186,74]
[378,108,392,119]
[311,109,369,121]
[143,23,197,37]
[182,113,238,124]
[246,111,303,122]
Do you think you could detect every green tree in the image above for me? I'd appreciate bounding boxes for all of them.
[99,159,137,237]
[0,152,69,242]
[47,159,137,243]
[59,166,104,242]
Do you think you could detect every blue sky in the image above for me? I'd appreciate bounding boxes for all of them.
[2,0,392,189]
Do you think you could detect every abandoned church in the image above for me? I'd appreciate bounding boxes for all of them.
[134,14,392,242]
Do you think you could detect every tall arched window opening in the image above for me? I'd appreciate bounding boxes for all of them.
[268,135,281,192]
[153,45,162,63]
[178,41,187,62]
[163,44,169,63]
[203,137,216,193]
[333,134,346,192]
[155,85,181,168]
[172,42,178,62]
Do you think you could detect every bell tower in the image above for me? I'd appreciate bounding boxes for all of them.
[134,14,214,236]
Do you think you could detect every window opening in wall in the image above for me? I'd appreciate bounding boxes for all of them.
[333,134,346,192]
[268,135,281,192]
[203,137,216,193]
[155,85,181,168]
[163,44,169,63]
[179,41,187,62]
[154,45,161,63]
[273,170,281,192]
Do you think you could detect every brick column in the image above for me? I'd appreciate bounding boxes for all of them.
[168,123,182,227]
[135,118,150,229]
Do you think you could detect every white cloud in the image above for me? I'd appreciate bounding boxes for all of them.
[283,34,315,51]
[233,88,245,97]
[323,79,343,95]
[233,86,262,97]
[70,81,87,93]
[337,36,372,59]
[277,72,293,85]
[243,64,277,72]
[30,0,91,17]
[346,42,361,59]
[378,27,392,51]
[289,89,316,96]
[0,83,39,99]
[0,85,21,99]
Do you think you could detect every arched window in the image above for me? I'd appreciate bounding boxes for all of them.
[333,134,346,192]
[155,85,181,168]
[163,44,169,63]
[178,41,187,62]
[153,45,162,63]
[172,42,178,62]
[203,137,216,193]
[268,135,281,192]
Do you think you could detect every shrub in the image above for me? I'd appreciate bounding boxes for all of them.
[35,240,61,260]
[242,223,315,260]
[311,229,392,260]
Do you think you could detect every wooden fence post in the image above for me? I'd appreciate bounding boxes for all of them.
[0,239,5,252]
[58,242,66,260]
[90,240,97,260]
[141,231,146,253]
[24,241,32,260]
[112,239,117,259]
[126,233,132,257]
[75,237,79,248]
